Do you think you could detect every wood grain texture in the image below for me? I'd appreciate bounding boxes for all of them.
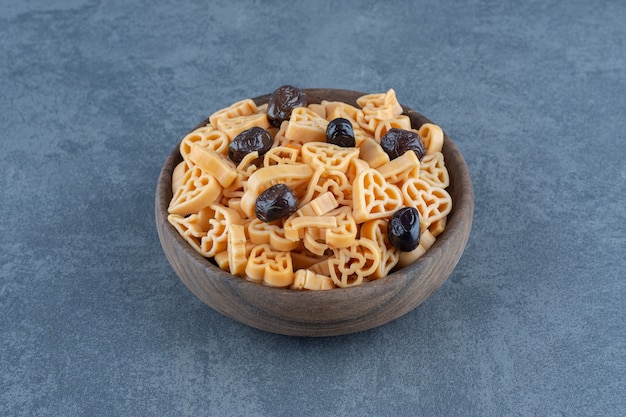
[155,89,474,336]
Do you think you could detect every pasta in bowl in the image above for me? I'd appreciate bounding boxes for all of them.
[155,88,473,336]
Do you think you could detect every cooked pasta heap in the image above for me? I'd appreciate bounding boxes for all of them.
[167,87,452,290]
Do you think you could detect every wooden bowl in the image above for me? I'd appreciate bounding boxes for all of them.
[155,88,473,337]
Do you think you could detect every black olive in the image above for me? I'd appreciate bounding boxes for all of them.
[266,85,307,128]
[326,118,356,148]
[380,128,426,161]
[228,127,273,163]
[388,207,421,251]
[255,183,299,222]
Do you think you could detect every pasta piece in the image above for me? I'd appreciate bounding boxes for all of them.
[247,218,300,252]
[328,238,381,288]
[308,103,326,119]
[309,258,331,276]
[401,178,452,230]
[245,163,314,195]
[284,107,329,143]
[223,151,261,199]
[302,229,329,256]
[168,165,222,216]
[301,142,360,173]
[322,100,362,122]
[219,112,271,141]
[283,192,339,241]
[418,123,444,154]
[167,204,243,258]
[290,249,329,271]
[290,216,338,230]
[300,168,352,207]
[375,150,421,186]
[171,160,191,194]
[397,230,437,268]
[324,206,357,249]
[428,216,447,238]
[358,137,390,168]
[356,89,403,117]
[226,197,247,219]
[188,144,238,188]
[245,244,294,287]
[263,146,300,167]
[272,120,290,148]
[374,115,412,141]
[296,191,338,217]
[346,157,370,183]
[214,251,230,270]
[356,89,404,134]
[209,98,258,130]
[198,204,244,257]
[352,168,403,224]
[420,152,449,188]
[237,151,261,175]
[180,125,229,160]
[228,224,248,276]
[291,269,335,290]
[360,219,399,279]
[239,163,314,217]
[167,206,212,256]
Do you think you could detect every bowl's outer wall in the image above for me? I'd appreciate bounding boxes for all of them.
[155,89,474,336]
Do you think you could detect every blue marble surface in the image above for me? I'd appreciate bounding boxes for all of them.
[1,1,624,416]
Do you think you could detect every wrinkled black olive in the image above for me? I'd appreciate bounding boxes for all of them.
[326,118,356,148]
[228,127,273,163]
[388,207,421,251]
[255,183,299,222]
[380,128,426,161]
[266,85,307,128]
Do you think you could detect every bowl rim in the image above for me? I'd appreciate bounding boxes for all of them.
[155,88,474,332]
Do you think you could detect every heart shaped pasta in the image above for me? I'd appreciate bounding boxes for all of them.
[168,165,222,216]
[419,152,449,188]
[167,206,212,252]
[401,178,452,229]
[356,89,404,134]
[180,125,229,161]
[327,238,381,288]
[352,168,403,224]
[301,142,360,173]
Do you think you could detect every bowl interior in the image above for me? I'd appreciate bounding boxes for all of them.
[155,88,474,336]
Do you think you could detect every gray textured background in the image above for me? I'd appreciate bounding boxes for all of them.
[1,1,625,416]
